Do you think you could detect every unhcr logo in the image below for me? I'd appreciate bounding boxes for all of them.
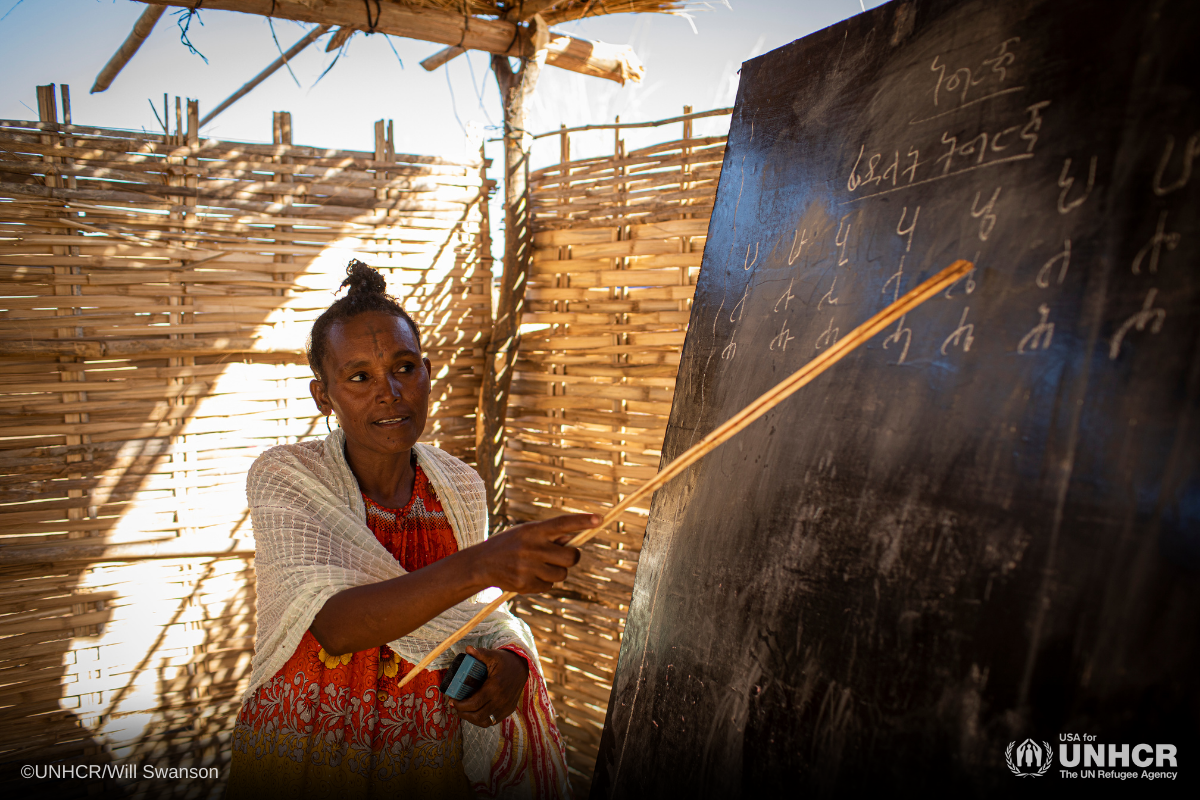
[1006,739,1053,777]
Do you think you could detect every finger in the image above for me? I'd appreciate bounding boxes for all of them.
[450,674,500,716]
[523,513,600,541]
[456,685,508,725]
[536,564,569,585]
[449,699,489,727]
[544,540,584,566]
[537,543,582,568]
[473,696,512,727]
[464,647,512,687]
[452,686,489,715]
[511,578,553,595]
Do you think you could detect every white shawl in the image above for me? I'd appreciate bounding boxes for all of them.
[243,428,544,779]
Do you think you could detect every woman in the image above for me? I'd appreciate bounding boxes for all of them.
[228,262,593,799]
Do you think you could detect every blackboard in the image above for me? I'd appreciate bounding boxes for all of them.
[593,0,1199,795]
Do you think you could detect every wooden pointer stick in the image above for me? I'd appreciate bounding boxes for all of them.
[395,258,974,690]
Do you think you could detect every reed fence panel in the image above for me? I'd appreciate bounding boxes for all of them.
[0,104,490,798]
[508,115,728,791]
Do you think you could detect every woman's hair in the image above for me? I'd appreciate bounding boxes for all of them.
[306,260,421,383]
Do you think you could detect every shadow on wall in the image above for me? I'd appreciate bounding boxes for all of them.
[0,95,491,798]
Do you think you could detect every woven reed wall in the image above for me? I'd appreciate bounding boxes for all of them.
[0,98,490,798]
[507,113,729,791]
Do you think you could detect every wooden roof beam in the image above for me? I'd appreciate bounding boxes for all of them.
[421,0,563,72]
[133,0,644,84]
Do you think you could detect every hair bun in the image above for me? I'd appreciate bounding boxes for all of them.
[341,260,387,297]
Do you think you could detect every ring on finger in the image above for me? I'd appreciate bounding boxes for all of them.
[488,713,497,726]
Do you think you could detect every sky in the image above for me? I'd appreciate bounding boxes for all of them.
[0,0,886,260]
[0,1,886,161]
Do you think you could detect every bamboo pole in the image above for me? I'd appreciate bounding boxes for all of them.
[395,258,974,690]
[199,25,331,128]
[90,4,166,94]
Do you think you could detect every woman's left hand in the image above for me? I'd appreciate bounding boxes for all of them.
[449,645,530,727]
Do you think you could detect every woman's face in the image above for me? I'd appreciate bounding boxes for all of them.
[309,310,432,458]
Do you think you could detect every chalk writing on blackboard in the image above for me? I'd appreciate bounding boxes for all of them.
[774,278,796,313]
[770,321,796,352]
[819,277,840,310]
[883,208,921,365]
[1058,156,1097,213]
[971,187,1002,240]
[1020,101,1050,150]
[845,102,1050,203]
[1131,211,1181,274]
[944,259,978,299]
[1018,304,1055,353]
[835,215,852,265]
[1109,288,1166,360]
[1152,133,1198,196]
[941,306,976,354]
[929,37,1021,107]
[883,315,913,364]
[730,283,750,323]
[883,256,906,302]
[787,228,811,266]
[897,205,920,252]
[721,282,752,362]
[937,102,1047,172]
[815,316,840,350]
[743,241,759,271]
[883,255,907,362]
[1036,240,1071,288]
[845,146,921,190]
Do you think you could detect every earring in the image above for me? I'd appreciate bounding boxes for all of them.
[325,414,333,434]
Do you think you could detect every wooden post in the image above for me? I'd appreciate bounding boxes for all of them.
[39,85,92,641]
[612,120,627,526]
[372,118,390,286]
[273,111,295,445]
[477,35,548,528]
[553,124,570,515]
[475,144,496,462]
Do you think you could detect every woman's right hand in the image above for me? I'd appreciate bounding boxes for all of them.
[312,514,598,656]
[473,513,598,594]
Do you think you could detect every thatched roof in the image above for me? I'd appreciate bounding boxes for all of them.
[95,0,697,96]
[91,0,699,130]
[384,1,690,24]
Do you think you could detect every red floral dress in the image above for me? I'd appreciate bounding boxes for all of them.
[228,464,568,799]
